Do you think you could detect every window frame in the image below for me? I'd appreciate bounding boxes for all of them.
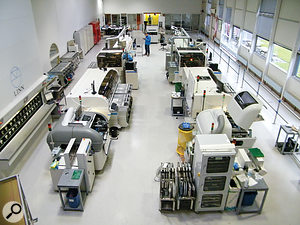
[294,53,300,78]
[241,30,253,50]
[254,36,270,59]
[270,42,292,73]
[231,26,240,46]
[218,19,222,32]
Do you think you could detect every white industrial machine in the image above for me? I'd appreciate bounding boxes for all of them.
[66,68,132,128]
[50,138,95,192]
[146,25,159,43]
[74,25,94,55]
[183,67,233,118]
[193,134,236,212]
[47,107,111,171]
[196,91,263,148]
[167,47,207,83]
[0,76,56,177]
[97,48,124,78]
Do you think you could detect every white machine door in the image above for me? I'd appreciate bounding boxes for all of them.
[185,71,195,113]
[203,155,232,174]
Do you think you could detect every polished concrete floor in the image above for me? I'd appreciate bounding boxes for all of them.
[17,31,300,225]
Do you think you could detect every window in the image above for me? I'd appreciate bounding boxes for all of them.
[218,19,222,32]
[271,43,292,72]
[207,0,212,13]
[260,0,277,15]
[241,30,253,50]
[224,22,230,37]
[231,26,240,46]
[218,0,224,19]
[182,14,192,31]
[255,36,269,58]
[205,14,211,28]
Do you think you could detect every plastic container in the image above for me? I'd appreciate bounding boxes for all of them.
[242,191,257,206]
[66,188,80,208]
[176,123,194,155]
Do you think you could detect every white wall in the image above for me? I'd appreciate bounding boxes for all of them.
[244,11,256,32]
[286,76,300,99]
[267,63,287,86]
[103,0,202,14]
[233,9,243,27]
[251,54,266,72]
[279,0,300,22]
[0,0,43,117]
[274,19,298,49]
[31,0,101,72]
[246,0,259,12]
[239,45,250,60]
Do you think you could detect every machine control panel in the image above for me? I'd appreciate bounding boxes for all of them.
[0,93,43,151]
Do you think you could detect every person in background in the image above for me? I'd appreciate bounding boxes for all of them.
[144,20,148,32]
[148,15,152,25]
[144,33,151,56]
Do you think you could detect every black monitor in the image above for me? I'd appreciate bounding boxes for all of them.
[209,63,218,71]
[235,91,258,109]
[208,68,224,93]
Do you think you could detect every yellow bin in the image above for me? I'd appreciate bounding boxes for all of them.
[176,122,194,155]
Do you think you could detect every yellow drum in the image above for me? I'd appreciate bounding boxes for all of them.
[176,122,194,156]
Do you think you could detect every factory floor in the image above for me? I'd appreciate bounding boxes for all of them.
[18,31,300,225]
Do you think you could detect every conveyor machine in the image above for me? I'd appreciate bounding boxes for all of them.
[196,91,263,148]
[183,67,233,118]
[66,68,132,128]
[47,107,110,171]
[168,47,207,83]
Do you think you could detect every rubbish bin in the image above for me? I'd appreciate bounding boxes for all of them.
[66,188,80,208]
[176,123,194,156]
[109,127,119,138]
[225,177,241,211]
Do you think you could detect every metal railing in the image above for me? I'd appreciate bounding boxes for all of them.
[204,37,300,125]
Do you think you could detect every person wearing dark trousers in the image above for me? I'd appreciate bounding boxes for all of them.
[144,33,151,56]
[144,21,147,32]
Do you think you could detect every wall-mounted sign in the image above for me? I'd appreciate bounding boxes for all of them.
[10,66,24,97]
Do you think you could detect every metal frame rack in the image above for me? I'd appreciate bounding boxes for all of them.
[159,163,176,211]
[176,162,196,210]
[48,62,74,87]
[60,52,80,71]
[275,125,299,155]
[57,169,88,211]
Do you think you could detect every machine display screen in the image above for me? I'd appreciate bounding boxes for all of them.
[180,52,206,67]
[235,91,258,109]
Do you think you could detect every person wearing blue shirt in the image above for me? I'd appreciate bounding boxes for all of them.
[144,33,151,56]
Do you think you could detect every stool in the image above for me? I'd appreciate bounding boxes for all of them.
[160,43,167,51]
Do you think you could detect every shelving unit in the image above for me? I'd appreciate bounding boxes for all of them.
[236,178,268,214]
[57,169,87,211]
[176,162,195,210]
[159,163,176,211]
[48,62,74,87]
[275,125,299,155]
[60,52,80,71]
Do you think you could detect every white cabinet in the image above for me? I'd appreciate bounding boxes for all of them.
[74,25,94,55]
